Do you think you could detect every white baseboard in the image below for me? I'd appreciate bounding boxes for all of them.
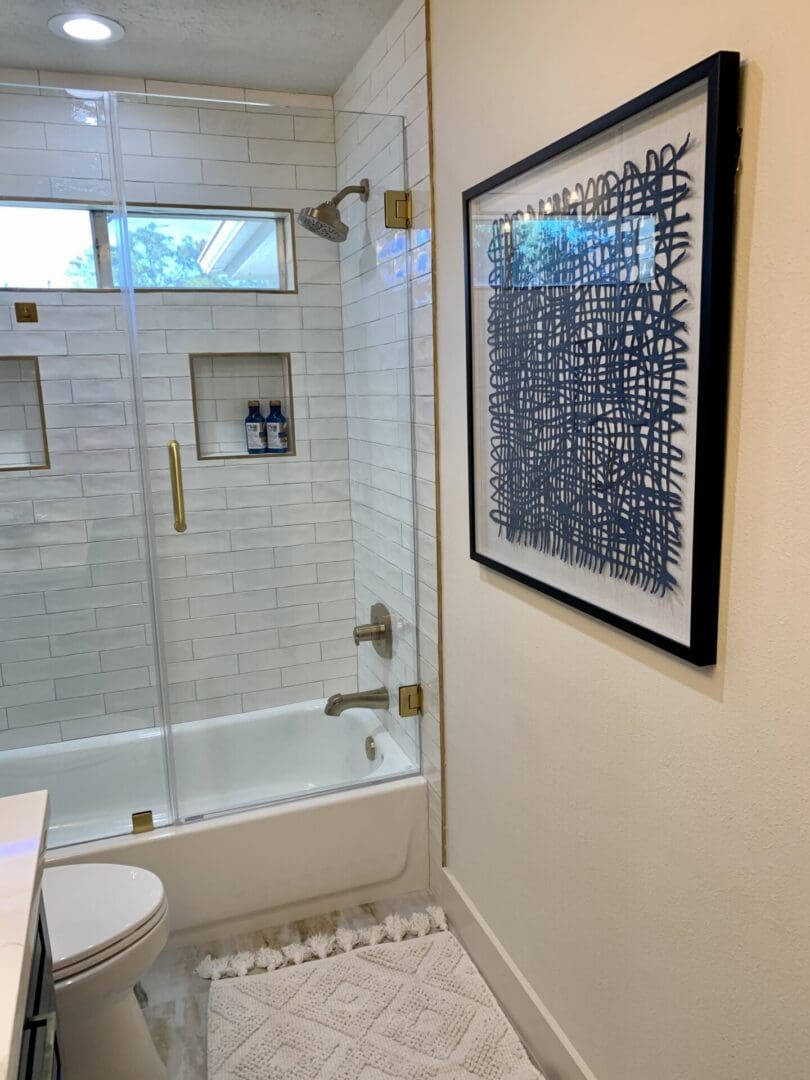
[437,868,598,1080]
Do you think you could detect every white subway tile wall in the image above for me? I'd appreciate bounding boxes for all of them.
[335,0,441,883]
[0,82,360,751]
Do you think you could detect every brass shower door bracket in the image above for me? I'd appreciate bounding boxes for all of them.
[384,189,412,229]
[131,810,154,834]
[14,302,38,323]
[398,684,423,717]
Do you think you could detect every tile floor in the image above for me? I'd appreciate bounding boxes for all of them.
[139,891,436,1080]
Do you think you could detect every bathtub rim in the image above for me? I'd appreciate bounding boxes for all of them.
[46,758,421,852]
[45,771,424,860]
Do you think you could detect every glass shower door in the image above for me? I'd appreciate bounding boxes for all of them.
[0,84,172,846]
[336,108,423,774]
[127,90,358,821]
[128,92,421,821]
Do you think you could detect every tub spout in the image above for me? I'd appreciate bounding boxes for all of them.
[324,687,389,716]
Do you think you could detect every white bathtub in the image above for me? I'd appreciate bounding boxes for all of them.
[48,775,428,939]
[0,700,417,848]
[3,700,426,938]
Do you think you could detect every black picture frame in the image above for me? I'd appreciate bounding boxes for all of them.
[463,52,740,666]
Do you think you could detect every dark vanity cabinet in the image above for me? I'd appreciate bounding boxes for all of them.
[17,900,60,1080]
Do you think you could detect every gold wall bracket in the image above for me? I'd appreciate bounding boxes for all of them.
[131,810,154,834]
[398,683,423,717]
[14,302,38,323]
[384,190,413,230]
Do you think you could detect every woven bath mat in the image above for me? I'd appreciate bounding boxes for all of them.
[207,930,541,1079]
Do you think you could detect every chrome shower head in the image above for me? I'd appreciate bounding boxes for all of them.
[297,178,369,243]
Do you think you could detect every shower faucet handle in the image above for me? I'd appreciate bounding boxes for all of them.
[353,603,392,659]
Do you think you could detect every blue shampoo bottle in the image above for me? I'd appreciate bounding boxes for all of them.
[265,400,289,454]
[244,400,267,454]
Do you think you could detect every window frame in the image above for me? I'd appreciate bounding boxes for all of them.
[0,198,298,295]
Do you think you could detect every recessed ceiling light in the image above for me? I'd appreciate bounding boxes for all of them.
[48,13,125,43]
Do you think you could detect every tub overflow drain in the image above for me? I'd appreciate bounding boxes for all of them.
[365,735,377,761]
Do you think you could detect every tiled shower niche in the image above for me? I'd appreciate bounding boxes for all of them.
[189,352,296,460]
[0,356,50,471]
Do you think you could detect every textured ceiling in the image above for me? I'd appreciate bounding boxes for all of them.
[0,0,401,94]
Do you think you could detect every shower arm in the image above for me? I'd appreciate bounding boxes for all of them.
[328,179,370,207]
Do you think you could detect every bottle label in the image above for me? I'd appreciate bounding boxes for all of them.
[246,421,267,450]
[266,422,288,451]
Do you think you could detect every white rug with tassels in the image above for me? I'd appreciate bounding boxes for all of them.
[207,930,542,1079]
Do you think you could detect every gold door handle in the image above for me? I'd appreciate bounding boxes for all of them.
[167,440,187,533]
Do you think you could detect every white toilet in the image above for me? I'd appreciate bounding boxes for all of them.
[43,863,169,1080]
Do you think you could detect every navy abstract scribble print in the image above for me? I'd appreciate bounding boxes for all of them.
[486,137,691,596]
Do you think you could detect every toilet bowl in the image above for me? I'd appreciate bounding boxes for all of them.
[43,863,169,1080]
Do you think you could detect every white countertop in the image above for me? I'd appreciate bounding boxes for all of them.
[0,791,49,1080]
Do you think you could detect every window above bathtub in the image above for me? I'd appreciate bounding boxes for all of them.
[0,201,297,293]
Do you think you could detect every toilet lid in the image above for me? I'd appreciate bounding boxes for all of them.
[43,863,166,975]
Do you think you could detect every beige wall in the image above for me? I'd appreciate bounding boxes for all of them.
[430,3,810,1079]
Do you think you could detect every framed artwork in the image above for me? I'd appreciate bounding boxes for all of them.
[463,52,740,665]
